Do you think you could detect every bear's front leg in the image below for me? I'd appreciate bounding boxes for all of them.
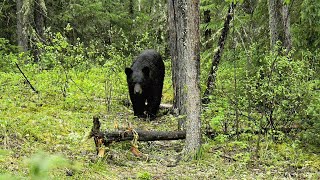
[146,95,161,119]
[132,95,146,118]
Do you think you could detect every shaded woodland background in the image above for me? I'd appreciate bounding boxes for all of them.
[0,0,319,179]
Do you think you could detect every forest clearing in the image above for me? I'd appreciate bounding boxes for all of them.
[1,0,320,179]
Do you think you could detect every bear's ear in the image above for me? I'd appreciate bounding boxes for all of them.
[125,68,133,76]
[142,67,150,77]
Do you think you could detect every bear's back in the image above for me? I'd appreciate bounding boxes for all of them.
[131,49,165,80]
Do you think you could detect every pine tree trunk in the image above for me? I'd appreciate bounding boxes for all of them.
[268,0,291,51]
[33,0,46,62]
[281,3,292,52]
[268,0,279,48]
[168,0,201,157]
[168,0,186,115]
[184,0,201,156]
[16,0,28,52]
[34,0,45,40]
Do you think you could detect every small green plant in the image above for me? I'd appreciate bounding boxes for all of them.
[136,171,152,180]
[26,152,70,179]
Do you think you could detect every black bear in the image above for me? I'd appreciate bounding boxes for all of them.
[125,49,165,118]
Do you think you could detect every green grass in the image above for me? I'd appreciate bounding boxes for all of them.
[0,67,319,179]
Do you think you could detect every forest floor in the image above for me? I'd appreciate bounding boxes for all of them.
[1,70,320,179]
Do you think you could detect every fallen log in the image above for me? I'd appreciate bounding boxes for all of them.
[89,116,186,155]
[104,130,186,142]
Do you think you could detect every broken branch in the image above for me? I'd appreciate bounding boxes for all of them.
[15,62,38,93]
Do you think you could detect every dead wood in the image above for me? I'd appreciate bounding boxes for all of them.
[202,3,235,104]
[15,62,38,93]
[89,117,186,155]
[103,130,186,143]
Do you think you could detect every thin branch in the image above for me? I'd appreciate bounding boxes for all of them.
[15,62,38,93]
[203,3,236,104]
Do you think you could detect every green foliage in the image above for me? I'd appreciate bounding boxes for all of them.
[250,47,313,127]
[293,0,320,50]
[1,0,320,178]
[0,48,319,178]
[204,40,319,147]
[0,2,16,43]
[26,152,70,179]
[0,38,19,72]
[0,174,18,180]
[301,78,320,146]
[44,0,167,57]
[137,171,152,180]
[0,151,72,179]
[225,0,244,4]
[37,30,102,69]
[0,38,18,54]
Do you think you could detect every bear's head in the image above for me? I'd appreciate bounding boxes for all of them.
[125,67,150,95]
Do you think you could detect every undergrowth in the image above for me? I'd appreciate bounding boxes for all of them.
[0,61,319,179]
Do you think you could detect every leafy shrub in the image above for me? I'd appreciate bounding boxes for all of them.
[37,31,98,70]
[27,152,70,179]
[249,48,313,129]
[137,171,152,180]
[204,43,319,146]
[0,38,19,72]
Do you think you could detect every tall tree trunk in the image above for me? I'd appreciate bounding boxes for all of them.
[16,0,28,52]
[268,0,291,51]
[268,0,280,48]
[203,3,235,104]
[33,0,46,62]
[168,0,186,115]
[168,0,201,157]
[184,0,201,156]
[34,0,45,40]
[281,3,292,52]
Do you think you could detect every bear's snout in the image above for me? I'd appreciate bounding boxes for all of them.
[134,84,143,94]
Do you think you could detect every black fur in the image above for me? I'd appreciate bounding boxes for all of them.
[125,49,165,118]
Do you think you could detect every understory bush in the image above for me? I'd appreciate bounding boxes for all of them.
[203,44,320,145]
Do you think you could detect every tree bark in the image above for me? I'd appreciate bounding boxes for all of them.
[90,117,186,145]
[33,0,46,62]
[98,130,186,143]
[268,0,291,51]
[184,0,201,156]
[168,0,201,157]
[16,0,28,52]
[203,3,235,104]
[34,0,45,40]
[168,0,186,115]
[281,3,292,52]
[268,0,280,48]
